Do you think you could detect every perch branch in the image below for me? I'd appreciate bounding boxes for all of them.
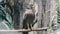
[0,27,48,32]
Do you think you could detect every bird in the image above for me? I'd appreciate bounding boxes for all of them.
[23,3,38,30]
[23,8,36,34]
[23,3,38,34]
[23,8,35,30]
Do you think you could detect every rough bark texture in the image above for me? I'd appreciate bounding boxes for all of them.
[13,0,20,29]
[37,0,43,34]
[13,0,24,34]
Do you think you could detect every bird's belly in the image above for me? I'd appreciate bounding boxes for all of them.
[26,14,35,24]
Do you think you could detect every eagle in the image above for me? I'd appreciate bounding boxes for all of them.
[23,3,38,30]
[23,9,35,30]
[23,3,38,34]
[23,8,38,34]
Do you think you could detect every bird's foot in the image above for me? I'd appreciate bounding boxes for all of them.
[28,27,32,30]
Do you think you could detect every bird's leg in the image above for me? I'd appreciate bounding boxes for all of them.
[30,24,32,30]
[27,23,30,30]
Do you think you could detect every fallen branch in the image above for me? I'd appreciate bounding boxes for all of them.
[0,27,48,32]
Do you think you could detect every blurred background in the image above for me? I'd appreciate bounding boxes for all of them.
[0,0,59,34]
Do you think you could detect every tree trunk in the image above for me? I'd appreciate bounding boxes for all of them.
[14,0,20,29]
[37,0,43,34]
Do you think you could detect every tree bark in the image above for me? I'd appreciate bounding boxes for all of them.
[13,0,24,30]
[14,0,20,29]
